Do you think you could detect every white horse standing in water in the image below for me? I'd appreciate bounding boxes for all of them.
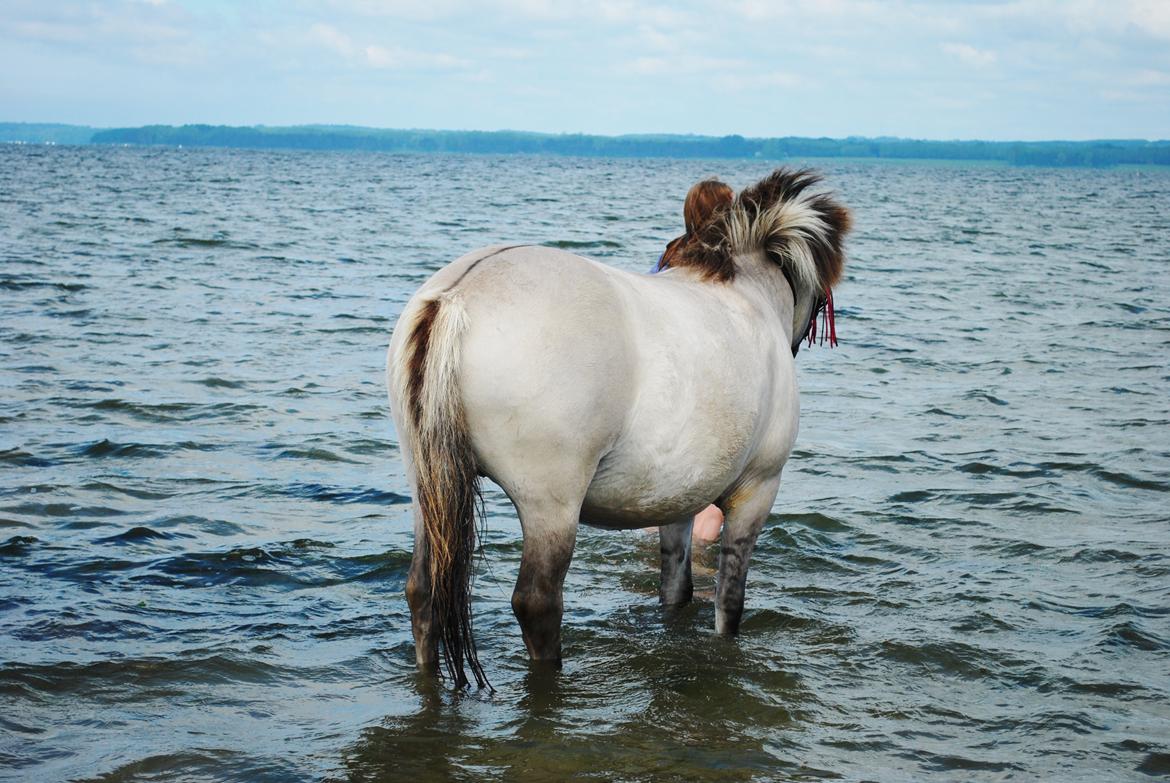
[387,168,850,688]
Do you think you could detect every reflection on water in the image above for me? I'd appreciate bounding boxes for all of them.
[1,145,1168,781]
[345,644,794,783]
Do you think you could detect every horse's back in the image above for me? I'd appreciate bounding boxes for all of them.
[445,246,639,497]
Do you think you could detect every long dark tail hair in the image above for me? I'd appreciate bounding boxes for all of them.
[393,293,488,689]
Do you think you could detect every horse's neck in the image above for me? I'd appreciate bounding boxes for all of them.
[728,251,798,346]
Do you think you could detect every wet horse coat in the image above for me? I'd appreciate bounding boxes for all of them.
[387,169,849,687]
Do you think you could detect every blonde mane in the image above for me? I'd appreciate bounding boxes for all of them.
[671,168,851,297]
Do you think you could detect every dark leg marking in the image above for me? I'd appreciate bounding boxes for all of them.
[659,519,694,606]
[715,480,782,636]
[512,533,575,663]
[406,529,439,671]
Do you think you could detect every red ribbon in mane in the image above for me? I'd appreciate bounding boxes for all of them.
[806,288,838,348]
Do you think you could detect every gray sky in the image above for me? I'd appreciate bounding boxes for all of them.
[2,0,1168,140]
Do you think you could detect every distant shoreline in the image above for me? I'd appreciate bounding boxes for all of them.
[3,122,1169,168]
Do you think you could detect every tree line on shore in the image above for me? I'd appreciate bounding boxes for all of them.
[3,122,1168,167]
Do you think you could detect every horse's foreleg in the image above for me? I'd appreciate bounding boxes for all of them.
[512,502,578,663]
[715,476,783,635]
[659,518,694,605]
[405,504,439,671]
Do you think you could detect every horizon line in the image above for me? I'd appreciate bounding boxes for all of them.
[2,120,1167,146]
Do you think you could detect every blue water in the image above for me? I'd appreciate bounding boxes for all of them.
[1,145,1168,781]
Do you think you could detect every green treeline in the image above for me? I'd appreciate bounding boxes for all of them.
[87,124,1170,166]
[4,122,1169,166]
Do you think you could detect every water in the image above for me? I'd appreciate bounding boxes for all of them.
[1,145,1168,782]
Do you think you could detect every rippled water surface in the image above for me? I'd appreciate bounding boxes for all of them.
[1,146,1168,782]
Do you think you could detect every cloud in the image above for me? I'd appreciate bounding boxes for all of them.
[308,23,355,58]
[484,46,534,60]
[304,22,469,70]
[729,0,886,23]
[1129,68,1170,86]
[365,45,468,70]
[0,0,206,66]
[596,1,694,26]
[715,71,802,92]
[324,0,465,21]
[1054,0,1170,41]
[942,42,998,67]
[618,53,749,77]
[617,50,803,94]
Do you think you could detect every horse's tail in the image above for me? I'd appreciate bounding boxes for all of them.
[391,292,488,689]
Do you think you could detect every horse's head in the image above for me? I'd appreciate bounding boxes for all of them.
[670,168,851,355]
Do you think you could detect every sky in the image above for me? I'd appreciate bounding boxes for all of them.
[1,0,1168,141]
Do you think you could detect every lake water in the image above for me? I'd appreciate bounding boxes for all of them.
[1,145,1168,782]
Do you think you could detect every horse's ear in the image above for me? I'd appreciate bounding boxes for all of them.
[811,195,851,289]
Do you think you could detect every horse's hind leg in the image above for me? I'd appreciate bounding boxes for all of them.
[405,504,439,671]
[659,518,694,605]
[511,497,579,663]
[715,476,782,635]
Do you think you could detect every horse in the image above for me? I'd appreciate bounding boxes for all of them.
[386,168,850,688]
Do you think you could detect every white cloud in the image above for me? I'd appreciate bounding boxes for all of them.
[730,0,885,23]
[1129,68,1170,86]
[715,70,802,92]
[1,1,205,66]
[618,53,748,77]
[492,0,570,20]
[942,42,998,67]
[309,23,355,58]
[365,44,468,69]
[623,56,669,75]
[302,22,469,71]
[596,0,693,26]
[1117,0,1170,39]
[325,0,465,21]
[617,50,802,93]
[484,46,534,60]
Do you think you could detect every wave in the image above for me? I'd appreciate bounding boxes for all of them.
[68,399,262,423]
[150,236,259,250]
[0,277,87,292]
[2,502,126,519]
[150,514,249,537]
[72,439,220,459]
[96,526,192,545]
[136,541,411,590]
[0,535,40,555]
[192,376,247,389]
[0,448,54,468]
[83,748,347,783]
[0,652,287,697]
[271,447,360,464]
[282,482,410,505]
[80,481,174,501]
[875,638,1043,686]
[1099,620,1168,652]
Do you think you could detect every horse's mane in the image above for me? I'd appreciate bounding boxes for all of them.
[671,168,850,292]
